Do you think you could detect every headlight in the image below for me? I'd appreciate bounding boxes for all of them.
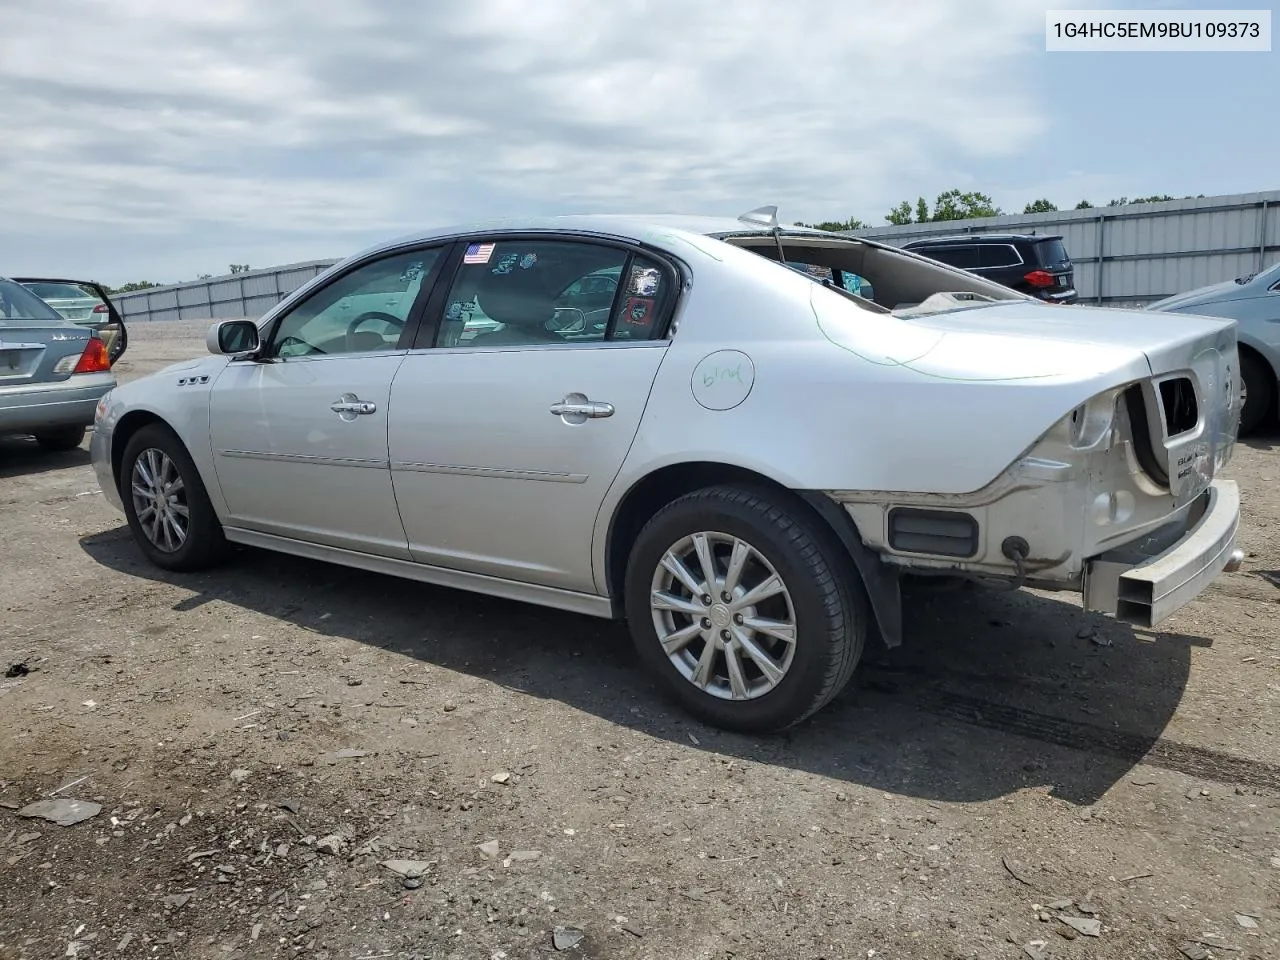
[94,391,113,424]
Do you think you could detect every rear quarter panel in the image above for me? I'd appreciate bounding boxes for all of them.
[591,258,1152,585]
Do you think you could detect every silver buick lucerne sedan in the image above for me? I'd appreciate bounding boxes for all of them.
[90,209,1245,732]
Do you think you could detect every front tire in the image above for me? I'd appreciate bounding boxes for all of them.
[1239,350,1276,436]
[624,485,866,733]
[34,425,86,451]
[120,423,228,571]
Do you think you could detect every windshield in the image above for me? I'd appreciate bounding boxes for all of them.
[0,278,68,325]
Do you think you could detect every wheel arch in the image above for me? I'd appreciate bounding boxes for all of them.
[602,461,902,647]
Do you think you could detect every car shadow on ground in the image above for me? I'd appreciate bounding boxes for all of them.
[0,437,89,478]
[1240,421,1279,451]
[81,530,1239,807]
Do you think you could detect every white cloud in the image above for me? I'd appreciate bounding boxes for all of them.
[0,0,1078,281]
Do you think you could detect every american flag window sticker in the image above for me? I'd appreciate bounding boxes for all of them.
[463,242,495,265]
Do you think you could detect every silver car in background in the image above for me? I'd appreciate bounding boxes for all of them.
[1147,261,1280,434]
[1,276,117,450]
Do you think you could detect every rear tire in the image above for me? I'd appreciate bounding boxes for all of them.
[1239,350,1275,436]
[120,423,228,571]
[624,484,866,733]
[34,425,86,451]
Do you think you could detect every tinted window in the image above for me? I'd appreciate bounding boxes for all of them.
[435,240,671,348]
[918,245,979,269]
[1035,239,1070,265]
[978,245,1021,268]
[0,279,66,324]
[268,249,439,358]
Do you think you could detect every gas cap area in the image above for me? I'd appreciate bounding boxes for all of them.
[691,350,755,411]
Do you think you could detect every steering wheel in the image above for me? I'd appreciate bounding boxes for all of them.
[346,311,406,350]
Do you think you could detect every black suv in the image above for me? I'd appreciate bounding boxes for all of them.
[900,233,1077,303]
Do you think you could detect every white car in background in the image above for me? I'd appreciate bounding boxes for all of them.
[90,208,1244,732]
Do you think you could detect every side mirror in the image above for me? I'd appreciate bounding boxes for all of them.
[208,319,261,356]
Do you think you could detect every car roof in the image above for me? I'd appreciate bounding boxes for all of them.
[902,233,1063,246]
[358,214,849,260]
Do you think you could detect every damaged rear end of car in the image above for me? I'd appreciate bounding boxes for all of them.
[829,307,1242,628]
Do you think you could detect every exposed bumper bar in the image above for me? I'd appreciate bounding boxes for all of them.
[1083,479,1240,628]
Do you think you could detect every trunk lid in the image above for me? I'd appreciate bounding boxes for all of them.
[903,301,1240,504]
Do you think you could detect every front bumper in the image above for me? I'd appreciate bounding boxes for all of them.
[90,413,124,513]
[1083,479,1240,627]
[0,374,115,434]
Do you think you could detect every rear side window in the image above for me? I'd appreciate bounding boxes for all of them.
[1035,239,1070,265]
[918,245,979,269]
[978,245,1021,268]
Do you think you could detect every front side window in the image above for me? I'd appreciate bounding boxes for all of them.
[268,248,440,358]
[434,240,671,348]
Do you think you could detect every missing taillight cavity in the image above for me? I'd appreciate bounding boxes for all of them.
[1158,377,1198,437]
[1123,385,1169,487]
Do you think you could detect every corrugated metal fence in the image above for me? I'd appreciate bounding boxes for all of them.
[112,260,339,323]
[109,190,1280,320]
[847,190,1280,307]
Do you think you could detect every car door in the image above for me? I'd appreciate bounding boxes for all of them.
[387,237,676,593]
[208,247,444,558]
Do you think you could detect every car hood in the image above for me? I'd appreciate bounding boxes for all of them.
[149,354,231,380]
[1146,279,1252,313]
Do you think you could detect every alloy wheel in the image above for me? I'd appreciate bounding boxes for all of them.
[649,531,797,701]
[130,447,190,553]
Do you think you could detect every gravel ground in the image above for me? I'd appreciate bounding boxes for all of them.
[1,320,1278,960]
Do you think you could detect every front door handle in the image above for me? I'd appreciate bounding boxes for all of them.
[330,393,377,420]
[550,393,614,424]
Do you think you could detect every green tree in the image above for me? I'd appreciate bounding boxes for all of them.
[229,264,251,274]
[885,200,914,225]
[796,216,869,232]
[1074,199,1093,209]
[1023,198,1058,214]
[107,280,161,294]
[930,189,1002,221]
[915,197,930,223]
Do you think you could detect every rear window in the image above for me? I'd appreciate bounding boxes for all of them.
[978,245,1021,268]
[1034,239,1070,265]
[0,279,67,324]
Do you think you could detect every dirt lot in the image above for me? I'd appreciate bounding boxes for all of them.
[2,320,1278,960]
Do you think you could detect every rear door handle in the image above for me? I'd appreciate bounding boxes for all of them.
[550,393,614,423]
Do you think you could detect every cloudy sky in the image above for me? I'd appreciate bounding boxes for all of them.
[0,0,1274,285]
